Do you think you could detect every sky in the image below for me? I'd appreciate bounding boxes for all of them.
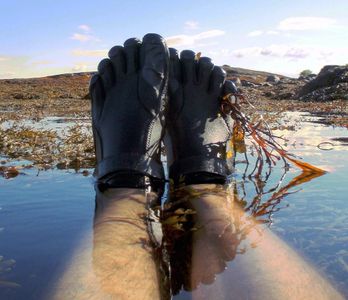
[0,0,347,79]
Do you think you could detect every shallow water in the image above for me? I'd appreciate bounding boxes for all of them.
[0,112,347,299]
[1,116,90,136]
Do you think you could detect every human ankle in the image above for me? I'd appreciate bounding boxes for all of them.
[172,172,226,187]
[96,171,165,192]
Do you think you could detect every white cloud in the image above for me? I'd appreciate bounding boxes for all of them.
[0,71,15,78]
[266,30,279,35]
[72,49,107,57]
[70,33,98,42]
[70,25,99,42]
[166,30,225,47]
[233,45,311,59]
[185,21,199,30]
[231,44,348,64]
[248,30,280,37]
[248,30,263,37]
[72,63,90,72]
[278,17,337,31]
[233,46,261,58]
[0,56,32,79]
[78,24,91,32]
[0,54,94,79]
[195,30,225,39]
[30,60,54,66]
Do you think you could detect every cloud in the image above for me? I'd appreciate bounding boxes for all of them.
[266,30,279,35]
[78,24,91,32]
[0,71,15,78]
[72,63,91,72]
[0,55,31,79]
[185,21,199,30]
[248,30,263,37]
[70,33,99,42]
[233,47,261,58]
[278,17,337,31]
[30,60,54,66]
[247,17,338,38]
[71,49,107,57]
[248,30,280,37]
[71,25,99,42]
[166,30,225,47]
[233,45,311,59]
[0,53,95,79]
[231,44,348,65]
[195,30,225,39]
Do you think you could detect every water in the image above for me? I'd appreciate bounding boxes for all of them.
[233,112,348,295]
[1,116,90,136]
[0,112,347,299]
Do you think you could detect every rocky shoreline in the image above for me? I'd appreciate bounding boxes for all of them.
[0,64,347,176]
[1,64,347,103]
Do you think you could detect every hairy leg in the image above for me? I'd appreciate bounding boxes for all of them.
[165,184,344,300]
[51,189,161,300]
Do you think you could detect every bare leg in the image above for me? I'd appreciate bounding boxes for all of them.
[51,33,169,300]
[52,188,161,300]
[164,184,344,300]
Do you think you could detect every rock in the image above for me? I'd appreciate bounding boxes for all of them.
[13,93,40,100]
[262,82,273,87]
[277,92,294,99]
[83,93,90,100]
[231,77,242,86]
[13,93,24,99]
[266,75,280,83]
[299,65,348,97]
[263,91,275,98]
[299,73,316,81]
[299,82,348,101]
[281,78,299,85]
[241,80,259,87]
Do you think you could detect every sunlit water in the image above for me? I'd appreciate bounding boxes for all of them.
[1,116,90,136]
[233,112,348,296]
[0,112,347,299]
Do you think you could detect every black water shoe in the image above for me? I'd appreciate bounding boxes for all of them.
[90,33,169,190]
[166,49,237,185]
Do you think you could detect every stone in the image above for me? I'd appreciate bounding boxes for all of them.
[278,92,294,100]
[299,82,348,101]
[266,75,280,83]
[262,82,273,87]
[263,91,275,98]
[299,65,348,96]
[241,80,259,87]
[231,77,242,86]
[299,73,316,81]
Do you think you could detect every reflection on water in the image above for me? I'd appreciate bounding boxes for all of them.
[161,183,344,299]
[0,169,95,299]
[0,112,347,299]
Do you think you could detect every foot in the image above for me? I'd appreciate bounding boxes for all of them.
[166,49,237,185]
[90,33,169,188]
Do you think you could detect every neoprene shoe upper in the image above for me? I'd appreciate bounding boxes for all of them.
[89,34,169,183]
[166,48,237,184]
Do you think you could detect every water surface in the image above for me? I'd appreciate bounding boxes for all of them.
[0,112,347,299]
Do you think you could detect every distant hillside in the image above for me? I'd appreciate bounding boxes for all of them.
[222,65,289,84]
[0,67,287,100]
[0,72,93,100]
